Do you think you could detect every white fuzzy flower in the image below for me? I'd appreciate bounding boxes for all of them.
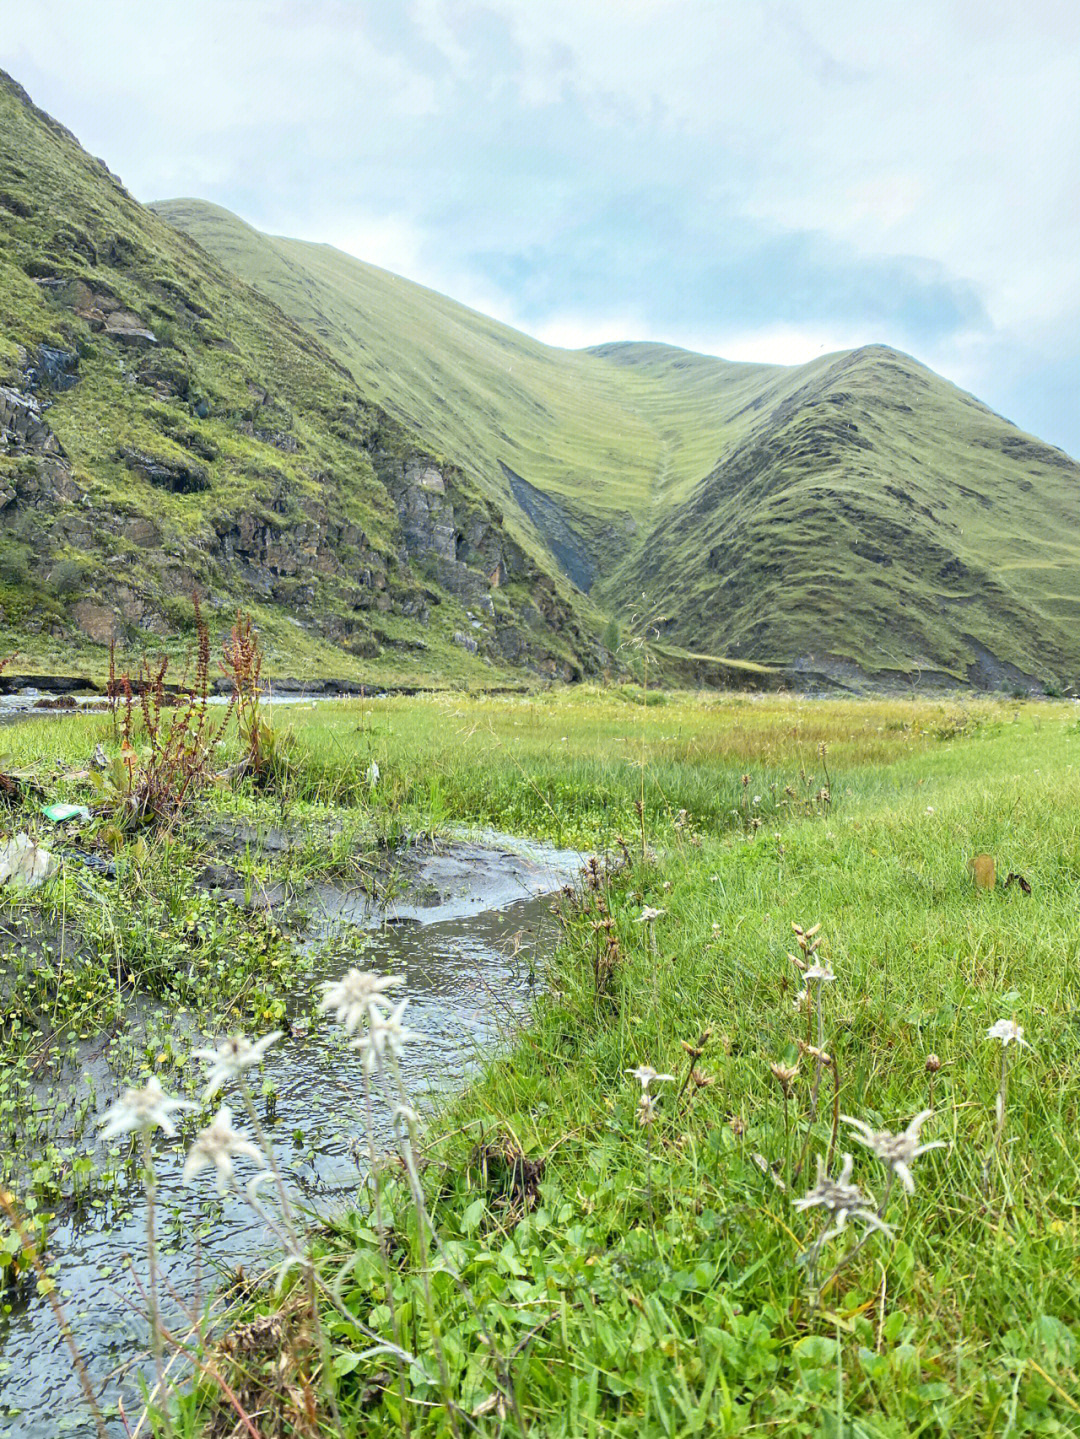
[351,998,418,1074]
[625,1065,675,1093]
[366,759,380,786]
[99,1077,196,1141]
[804,961,836,983]
[192,1031,283,1098]
[793,988,810,1010]
[794,1153,893,1241]
[319,968,404,1034]
[182,1105,266,1194]
[986,1018,1031,1050]
[636,906,666,923]
[842,1109,946,1195]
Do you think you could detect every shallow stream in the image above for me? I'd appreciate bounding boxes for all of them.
[0,832,580,1437]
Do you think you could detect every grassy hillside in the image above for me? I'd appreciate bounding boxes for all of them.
[0,72,602,685]
[155,200,1080,689]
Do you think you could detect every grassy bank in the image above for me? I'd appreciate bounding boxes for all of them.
[3,687,1078,1435]
[174,690,1078,1435]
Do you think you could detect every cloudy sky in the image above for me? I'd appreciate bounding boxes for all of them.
[3,1,1078,454]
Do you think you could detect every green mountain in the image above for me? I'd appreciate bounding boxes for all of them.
[153,200,1080,690]
[1,66,1076,691]
[0,71,602,686]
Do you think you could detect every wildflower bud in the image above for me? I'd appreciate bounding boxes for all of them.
[741,773,750,787]
[690,1068,714,1089]
[729,1116,746,1138]
[637,1093,658,1127]
[925,1053,941,1073]
[769,1061,799,1092]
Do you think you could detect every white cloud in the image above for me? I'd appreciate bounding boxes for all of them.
[1,0,1077,449]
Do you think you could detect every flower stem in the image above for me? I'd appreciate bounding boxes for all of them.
[816,1172,895,1299]
[141,1129,169,1433]
[362,1068,410,1438]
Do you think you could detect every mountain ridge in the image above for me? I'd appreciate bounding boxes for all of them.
[152,197,1080,687]
[0,66,1076,691]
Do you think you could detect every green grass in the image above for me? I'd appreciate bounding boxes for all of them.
[154,201,1080,687]
[11,686,1056,1436]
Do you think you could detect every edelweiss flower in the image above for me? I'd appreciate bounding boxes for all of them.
[842,1109,946,1195]
[793,988,810,1011]
[182,1105,266,1194]
[192,1031,283,1098]
[636,906,666,923]
[319,968,404,1034]
[99,1077,196,1141]
[637,1093,659,1127]
[351,998,418,1074]
[366,759,380,786]
[794,1154,893,1240]
[804,961,836,983]
[986,1018,1031,1050]
[625,1064,675,1093]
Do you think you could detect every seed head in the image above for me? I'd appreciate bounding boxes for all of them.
[769,1061,800,1093]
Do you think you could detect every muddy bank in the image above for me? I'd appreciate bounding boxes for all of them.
[0,832,581,1438]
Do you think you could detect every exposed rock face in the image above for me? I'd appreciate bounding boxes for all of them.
[382,456,459,561]
[71,600,118,642]
[103,311,156,345]
[118,446,209,493]
[24,344,79,391]
[0,385,60,449]
[370,447,595,680]
[500,460,595,592]
[237,421,299,452]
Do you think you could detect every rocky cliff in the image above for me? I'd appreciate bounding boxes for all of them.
[0,69,604,683]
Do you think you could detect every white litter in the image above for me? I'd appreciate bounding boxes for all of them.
[0,833,59,889]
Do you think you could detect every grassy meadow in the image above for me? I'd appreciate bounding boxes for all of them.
[2,684,1079,1436]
